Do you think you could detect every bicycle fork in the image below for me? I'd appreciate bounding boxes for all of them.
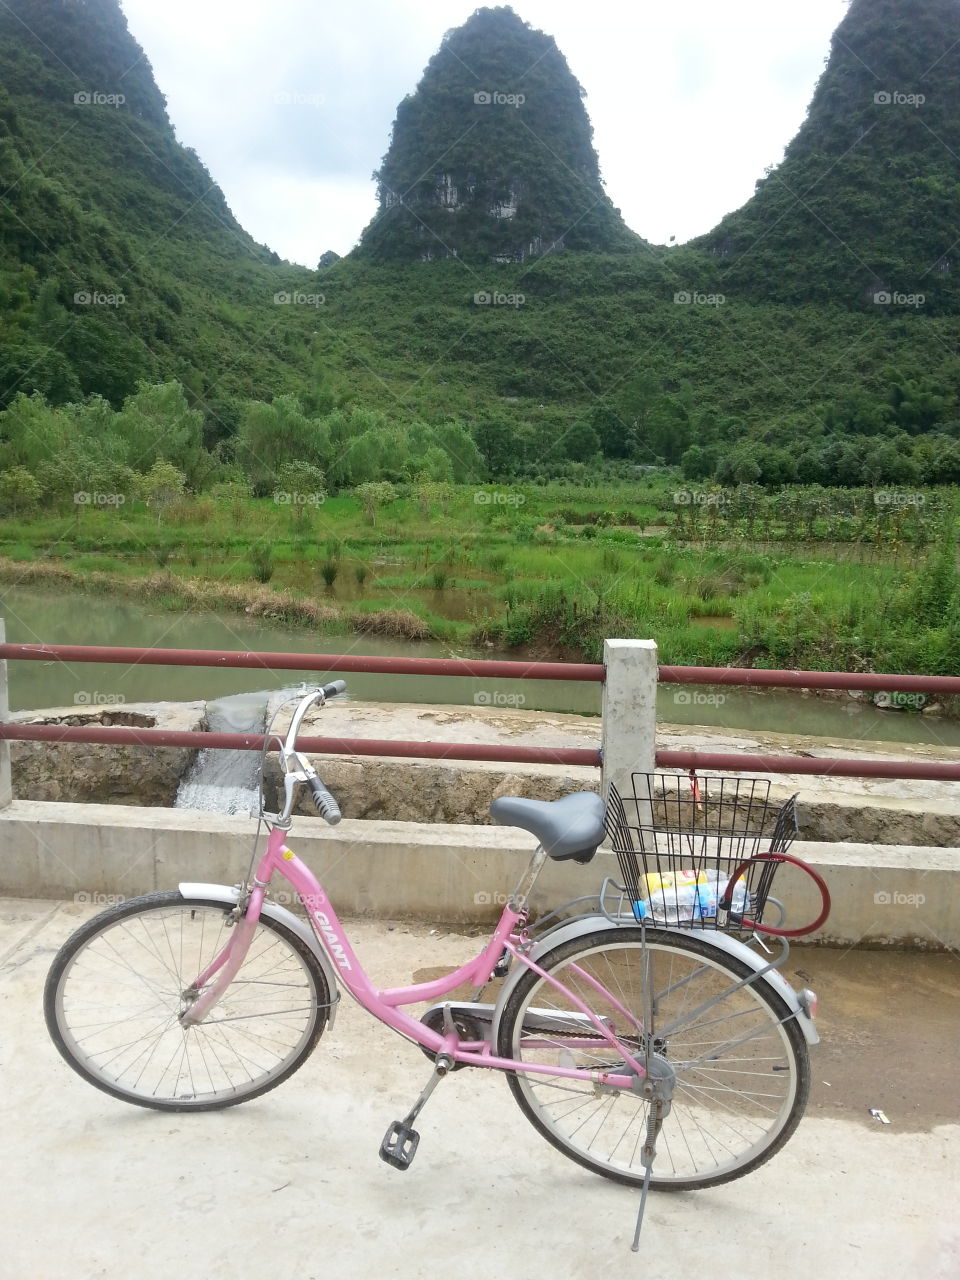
[178,891,264,1027]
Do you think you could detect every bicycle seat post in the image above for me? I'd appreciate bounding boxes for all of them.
[508,844,549,916]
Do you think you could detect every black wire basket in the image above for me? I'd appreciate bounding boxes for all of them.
[605,773,799,934]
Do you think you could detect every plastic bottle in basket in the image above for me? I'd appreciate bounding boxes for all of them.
[632,869,749,923]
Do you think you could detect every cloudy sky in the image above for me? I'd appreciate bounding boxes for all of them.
[119,0,851,267]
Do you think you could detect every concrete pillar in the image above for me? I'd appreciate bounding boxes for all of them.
[0,619,11,809]
[601,638,658,807]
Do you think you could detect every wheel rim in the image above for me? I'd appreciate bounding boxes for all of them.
[53,904,322,1106]
[506,938,802,1186]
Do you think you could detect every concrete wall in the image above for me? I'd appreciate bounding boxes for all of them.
[1,799,956,949]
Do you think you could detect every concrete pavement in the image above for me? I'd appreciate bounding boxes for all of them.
[1,897,957,1280]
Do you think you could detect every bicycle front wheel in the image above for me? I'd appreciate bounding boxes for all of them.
[44,891,331,1111]
[497,927,809,1190]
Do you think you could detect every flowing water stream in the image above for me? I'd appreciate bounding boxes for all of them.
[173,690,272,815]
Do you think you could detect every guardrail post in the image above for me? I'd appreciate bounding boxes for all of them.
[601,638,658,801]
[0,619,11,809]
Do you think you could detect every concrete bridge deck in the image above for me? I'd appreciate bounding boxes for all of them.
[2,897,956,1280]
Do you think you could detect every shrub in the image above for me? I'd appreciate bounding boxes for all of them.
[652,558,675,586]
[250,546,274,583]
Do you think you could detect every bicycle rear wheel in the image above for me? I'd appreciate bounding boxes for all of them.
[44,891,331,1111]
[497,927,809,1190]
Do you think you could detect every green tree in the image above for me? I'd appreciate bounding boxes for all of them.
[473,418,525,477]
[141,460,186,524]
[562,419,601,462]
[355,480,397,526]
[237,395,327,494]
[0,464,42,514]
[275,461,327,524]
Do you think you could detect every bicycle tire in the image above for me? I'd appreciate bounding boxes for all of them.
[497,926,809,1191]
[44,890,331,1112]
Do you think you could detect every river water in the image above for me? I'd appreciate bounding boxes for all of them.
[3,585,960,748]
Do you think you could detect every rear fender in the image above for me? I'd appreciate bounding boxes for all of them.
[492,914,818,1046]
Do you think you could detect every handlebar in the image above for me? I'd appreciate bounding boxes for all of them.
[263,682,347,829]
[307,775,342,825]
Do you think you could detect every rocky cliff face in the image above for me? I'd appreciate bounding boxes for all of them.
[357,5,640,264]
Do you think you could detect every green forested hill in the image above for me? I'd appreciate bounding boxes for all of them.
[1,0,960,489]
[357,5,640,263]
[698,0,960,312]
[0,0,318,440]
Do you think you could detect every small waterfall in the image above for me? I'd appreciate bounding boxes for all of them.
[175,690,273,815]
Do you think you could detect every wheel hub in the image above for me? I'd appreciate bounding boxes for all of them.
[631,1050,676,1110]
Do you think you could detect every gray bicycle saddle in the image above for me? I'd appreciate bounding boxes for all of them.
[489,791,606,863]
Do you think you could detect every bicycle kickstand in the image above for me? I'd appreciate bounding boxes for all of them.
[631,1085,673,1251]
[379,1052,454,1172]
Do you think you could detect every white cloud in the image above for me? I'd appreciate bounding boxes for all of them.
[120,0,850,264]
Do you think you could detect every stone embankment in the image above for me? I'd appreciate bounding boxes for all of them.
[9,702,204,805]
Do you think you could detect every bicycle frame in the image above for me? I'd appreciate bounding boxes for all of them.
[181,823,646,1090]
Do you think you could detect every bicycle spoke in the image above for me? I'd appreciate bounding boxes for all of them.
[49,898,327,1108]
[503,930,806,1188]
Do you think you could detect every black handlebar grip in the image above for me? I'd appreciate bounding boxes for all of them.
[307,776,342,825]
[321,679,347,700]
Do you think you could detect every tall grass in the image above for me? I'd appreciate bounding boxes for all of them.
[0,482,953,673]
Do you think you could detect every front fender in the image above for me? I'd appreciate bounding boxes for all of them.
[178,882,339,1028]
[492,914,818,1047]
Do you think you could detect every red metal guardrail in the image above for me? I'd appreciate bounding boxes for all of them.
[2,643,960,781]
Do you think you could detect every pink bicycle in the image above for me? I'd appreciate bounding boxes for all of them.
[45,683,829,1247]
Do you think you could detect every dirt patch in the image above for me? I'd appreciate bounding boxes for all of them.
[791,946,960,1131]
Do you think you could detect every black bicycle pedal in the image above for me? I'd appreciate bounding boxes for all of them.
[379,1121,420,1170]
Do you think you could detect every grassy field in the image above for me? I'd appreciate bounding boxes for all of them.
[0,479,957,674]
